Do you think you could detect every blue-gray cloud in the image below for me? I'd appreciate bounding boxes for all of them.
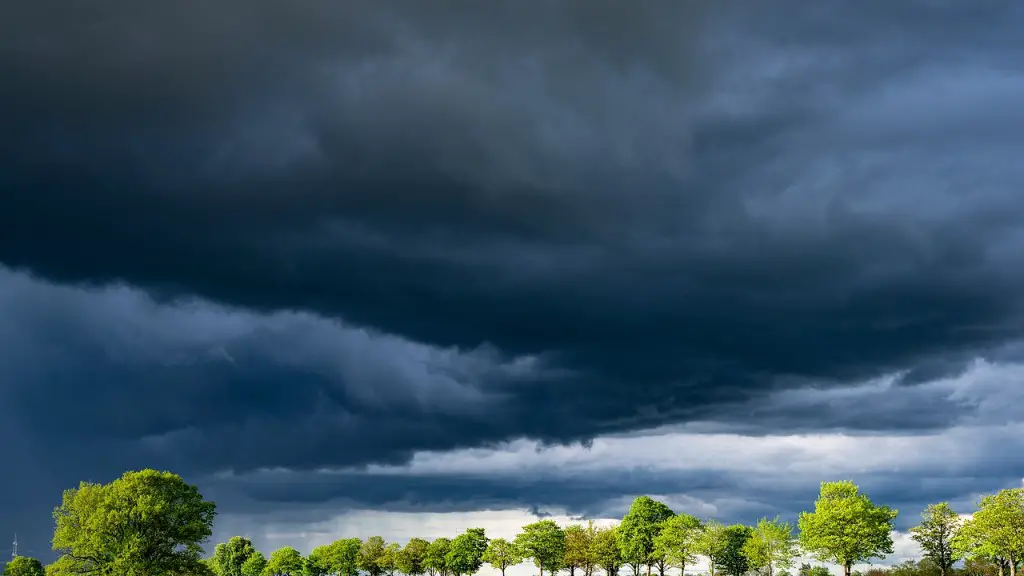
[3,0,1024,561]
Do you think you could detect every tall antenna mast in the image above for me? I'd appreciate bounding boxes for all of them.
[12,533,17,558]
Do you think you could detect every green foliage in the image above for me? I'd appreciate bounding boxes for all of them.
[743,516,798,576]
[654,513,702,572]
[241,552,267,576]
[213,536,260,576]
[359,537,389,576]
[515,519,566,576]
[380,543,402,576]
[3,556,45,576]
[49,469,216,576]
[424,538,452,576]
[481,538,525,576]
[308,538,361,576]
[446,528,488,576]
[400,538,431,576]
[798,480,898,576]
[564,524,596,576]
[591,526,623,576]
[694,521,729,576]
[263,546,305,576]
[616,496,675,570]
[910,503,964,576]
[958,489,1024,568]
[718,525,753,576]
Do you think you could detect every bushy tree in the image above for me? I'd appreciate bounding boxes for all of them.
[425,538,452,576]
[212,536,260,576]
[516,520,566,576]
[694,521,729,576]
[958,489,1024,576]
[482,538,525,576]
[263,547,305,576]
[591,526,623,576]
[308,538,361,576]
[654,513,701,576]
[446,528,488,576]
[360,537,389,576]
[798,481,898,576]
[617,497,674,576]
[48,469,216,576]
[743,516,798,576]
[910,503,964,576]
[3,556,45,576]
[400,538,431,576]
[241,552,267,576]
[719,525,753,576]
[380,543,402,576]
[565,524,596,576]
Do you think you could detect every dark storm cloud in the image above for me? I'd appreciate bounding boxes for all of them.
[4,0,1024,437]
[4,0,1024,559]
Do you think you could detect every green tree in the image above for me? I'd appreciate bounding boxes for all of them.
[910,503,964,576]
[516,520,566,576]
[694,521,729,576]
[617,497,675,576]
[48,469,216,576]
[798,480,898,576]
[400,538,431,576]
[446,528,488,576]
[4,556,45,576]
[380,543,402,576]
[263,547,305,576]
[424,538,452,576]
[309,539,362,576]
[959,489,1024,576]
[743,516,798,576]
[212,536,260,576]
[482,538,525,576]
[241,552,267,576]
[654,514,701,575]
[591,526,623,576]
[360,537,389,576]
[719,525,753,576]
[565,524,596,576]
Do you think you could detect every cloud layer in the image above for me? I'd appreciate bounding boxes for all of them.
[3,0,1024,564]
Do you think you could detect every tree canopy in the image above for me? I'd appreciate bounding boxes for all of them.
[48,468,216,576]
[911,503,965,576]
[617,496,675,576]
[515,519,566,576]
[482,538,525,576]
[3,556,45,576]
[798,480,899,576]
[743,516,798,576]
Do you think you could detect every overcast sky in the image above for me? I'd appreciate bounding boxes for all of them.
[3,1,1024,572]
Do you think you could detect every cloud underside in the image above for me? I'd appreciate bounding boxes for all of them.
[3,0,1024,560]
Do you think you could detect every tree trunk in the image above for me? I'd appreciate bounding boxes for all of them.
[844,562,852,576]
[710,560,715,576]
[767,562,773,576]
[1011,556,1017,576]
[571,567,576,576]
[680,562,686,576]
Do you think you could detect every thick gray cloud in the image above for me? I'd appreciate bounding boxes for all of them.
[3,0,1024,562]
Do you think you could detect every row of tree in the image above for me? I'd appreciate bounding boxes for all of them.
[3,470,1023,576]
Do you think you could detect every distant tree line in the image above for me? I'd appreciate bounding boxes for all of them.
[3,470,1024,576]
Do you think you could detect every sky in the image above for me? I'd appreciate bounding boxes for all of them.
[2,0,1024,572]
